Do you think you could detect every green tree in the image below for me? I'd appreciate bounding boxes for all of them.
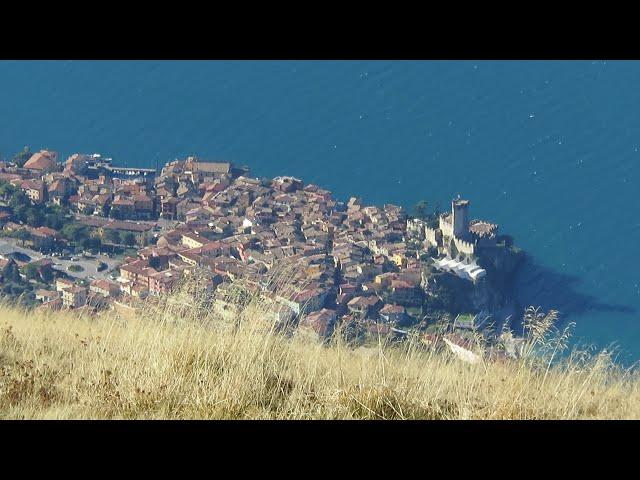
[22,263,40,281]
[12,146,32,168]
[44,212,66,230]
[104,229,121,245]
[82,237,102,252]
[123,232,137,248]
[40,265,54,283]
[42,204,70,231]
[12,204,28,223]
[2,261,21,283]
[10,283,30,297]
[413,200,429,220]
[26,208,45,228]
[0,181,16,198]
[13,229,31,247]
[62,224,89,244]
[9,189,29,210]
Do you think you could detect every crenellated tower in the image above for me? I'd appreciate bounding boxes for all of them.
[452,198,470,238]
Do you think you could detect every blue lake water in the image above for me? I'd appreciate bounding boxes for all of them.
[0,60,638,363]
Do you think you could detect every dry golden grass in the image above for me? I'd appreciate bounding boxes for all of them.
[0,278,638,419]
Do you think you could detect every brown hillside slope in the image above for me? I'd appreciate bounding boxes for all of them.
[0,284,638,419]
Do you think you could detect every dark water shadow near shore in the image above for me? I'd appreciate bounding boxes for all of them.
[511,256,637,334]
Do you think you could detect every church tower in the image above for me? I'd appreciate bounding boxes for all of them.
[452,198,470,238]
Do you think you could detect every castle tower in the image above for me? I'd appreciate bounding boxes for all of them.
[452,198,470,238]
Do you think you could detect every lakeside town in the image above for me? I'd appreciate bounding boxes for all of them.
[0,147,525,348]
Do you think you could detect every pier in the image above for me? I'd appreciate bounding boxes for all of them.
[103,166,157,178]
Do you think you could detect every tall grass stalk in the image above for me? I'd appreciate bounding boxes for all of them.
[0,276,638,419]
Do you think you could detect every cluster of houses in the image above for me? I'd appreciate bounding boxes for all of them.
[113,156,504,341]
[113,164,433,339]
[0,149,508,342]
[33,277,122,311]
[0,150,164,248]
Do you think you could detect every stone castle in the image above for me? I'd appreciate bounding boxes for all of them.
[409,197,501,283]
[425,198,499,258]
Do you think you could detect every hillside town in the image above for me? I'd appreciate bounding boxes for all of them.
[0,148,524,345]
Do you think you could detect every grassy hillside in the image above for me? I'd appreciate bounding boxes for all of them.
[0,281,638,419]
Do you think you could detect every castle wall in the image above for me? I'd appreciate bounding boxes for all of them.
[406,219,426,240]
[425,226,442,248]
[453,236,475,256]
[439,216,454,238]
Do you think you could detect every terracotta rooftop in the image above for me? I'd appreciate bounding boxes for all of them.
[348,296,380,307]
[66,286,87,294]
[23,150,57,171]
[91,279,119,291]
[189,160,231,174]
[380,304,406,314]
[33,227,60,238]
[21,180,43,190]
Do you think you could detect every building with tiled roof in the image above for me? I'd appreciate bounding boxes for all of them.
[20,179,46,203]
[23,150,58,172]
[298,308,337,339]
[62,286,87,308]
